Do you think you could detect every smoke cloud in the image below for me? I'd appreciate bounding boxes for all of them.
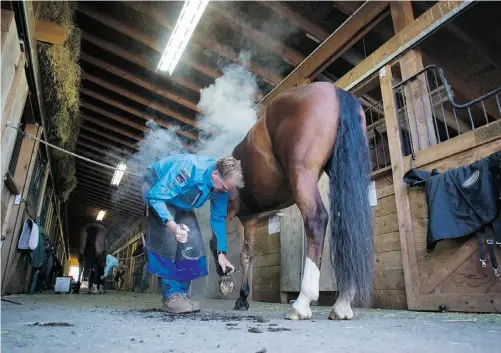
[196,51,259,158]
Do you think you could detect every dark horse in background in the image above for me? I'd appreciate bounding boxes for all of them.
[76,223,108,294]
[212,82,373,320]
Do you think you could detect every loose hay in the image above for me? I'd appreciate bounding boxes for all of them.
[37,1,81,201]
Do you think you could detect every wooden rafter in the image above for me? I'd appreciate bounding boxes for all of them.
[81,32,202,94]
[258,1,390,107]
[82,72,199,130]
[81,53,200,112]
[124,1,283,86]
[79,124,138,151]
[80,88,198,141]
[77,5,221,80]
[334,1,474,92]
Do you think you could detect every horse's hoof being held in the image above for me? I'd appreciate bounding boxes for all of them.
[234,297,249,311]
[328,302,354,320]
[285,304,312,320]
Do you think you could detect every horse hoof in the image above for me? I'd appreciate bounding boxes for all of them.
[328,306,354,320]
[285,306,311,320]
[234,299,249,311]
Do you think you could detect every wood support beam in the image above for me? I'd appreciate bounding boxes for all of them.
[258,1,367,67]
[35,19,68,44]
[81,53,199,113]
[77,5,221,81]
[81,101,146,132]
[80,88,197,141]
[391,1,436,151]
[81,72,199,130]
[209,2,304,67]
[259,1,390,107]
[81,114,141,142]
[80,124,138,151]
[81,32,202,94]
[379,65,419,310]
[124,2,282,86]
[334,1,474,92]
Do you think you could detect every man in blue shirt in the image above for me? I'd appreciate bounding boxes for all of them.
[142,154,244,313]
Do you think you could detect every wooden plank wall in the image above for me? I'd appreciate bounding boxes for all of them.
[251,217,281,302]
[410,137,501,312]
[371,171,407,309]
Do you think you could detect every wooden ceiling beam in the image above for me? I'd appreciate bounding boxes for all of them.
[77,5,221,81]
[81,53,200,113]
[81,114,142,141]
[74,184,143,210]
[82,72,199,130]
[81,88,197,141]
[258,1,390,107]
[258,1,364,67]
[79,134,132,159]
[81,32,202,94]
[124,2,283,86]
[72,192,142,217]
[81,101,147,132]
[75,171,142,198]
[69,205,128,224]
[208,2,305,67]
[80,124,138,152]
[75,160,143,187]
[333,1,394,40]
[334,1,474,92]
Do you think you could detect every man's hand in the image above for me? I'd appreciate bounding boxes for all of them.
[218,253,235,274]
[166,221,190,243]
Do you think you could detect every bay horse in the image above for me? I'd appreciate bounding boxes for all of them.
[76,223,108,294]
[217,82,373,320]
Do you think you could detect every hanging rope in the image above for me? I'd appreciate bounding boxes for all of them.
[5,123,143,178]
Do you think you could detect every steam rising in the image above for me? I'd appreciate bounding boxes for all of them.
[196,51,258,158]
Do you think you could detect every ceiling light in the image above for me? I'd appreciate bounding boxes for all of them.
[111,162,127,186]
[157,0,210,75]
[96,210,106,221]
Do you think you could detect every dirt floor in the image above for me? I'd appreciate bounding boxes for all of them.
[1,291,500,353]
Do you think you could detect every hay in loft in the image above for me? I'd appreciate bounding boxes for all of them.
[37,1,81,202]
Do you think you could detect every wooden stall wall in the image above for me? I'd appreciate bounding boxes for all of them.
[408,129,501,312]
[251,217,281,302]
[381,63,501,313]
[371,170,407,309]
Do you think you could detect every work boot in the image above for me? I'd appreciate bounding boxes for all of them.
[89,284,98,294]
[162,294,199,314]
[186,297,201,311]
[98,285,105,294]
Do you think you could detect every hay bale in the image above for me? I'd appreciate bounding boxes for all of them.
[37,1,81,202]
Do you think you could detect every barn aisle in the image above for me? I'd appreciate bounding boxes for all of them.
[2,291,500,353]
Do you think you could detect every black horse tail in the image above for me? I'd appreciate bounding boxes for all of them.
[327,87,373,307]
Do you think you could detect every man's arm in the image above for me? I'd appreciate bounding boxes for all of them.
[210,192,229,252]
[149,199,174,225]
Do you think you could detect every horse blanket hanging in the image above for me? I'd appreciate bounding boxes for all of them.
[403,150,501,276]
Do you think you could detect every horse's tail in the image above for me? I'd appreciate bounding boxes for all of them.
[327,87,373,307]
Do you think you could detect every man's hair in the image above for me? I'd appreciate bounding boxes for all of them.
[215,156,245,188]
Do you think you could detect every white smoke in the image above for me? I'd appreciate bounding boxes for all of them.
[196,51,259,158]
[127,120,183,171]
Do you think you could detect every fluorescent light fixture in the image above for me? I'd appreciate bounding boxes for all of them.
[111,162,127,186]
[157,0,210,75]
[96,210,106,221]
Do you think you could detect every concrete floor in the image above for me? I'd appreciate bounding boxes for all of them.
[1,291,500,353]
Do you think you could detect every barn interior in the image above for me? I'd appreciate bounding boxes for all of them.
[1,1,501,352]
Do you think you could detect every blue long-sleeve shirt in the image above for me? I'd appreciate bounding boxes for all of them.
[145,154,229,252]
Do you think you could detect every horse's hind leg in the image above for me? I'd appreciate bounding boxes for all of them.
[234,217,258,310]
[286,169,328,320]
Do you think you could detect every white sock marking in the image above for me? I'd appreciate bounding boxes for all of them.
[331,288,355,320]
[291,257,320,318]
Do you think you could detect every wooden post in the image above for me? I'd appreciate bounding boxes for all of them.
[35,164,50,220]
[379,65,420,309]
[391,1,437,151]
